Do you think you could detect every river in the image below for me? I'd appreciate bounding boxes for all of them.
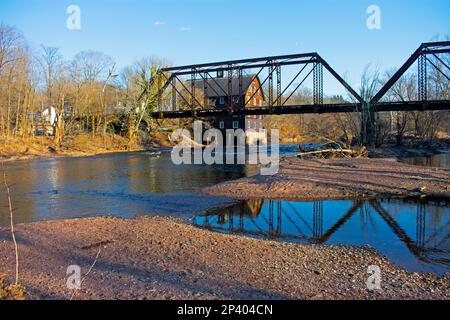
[0,146,448,275]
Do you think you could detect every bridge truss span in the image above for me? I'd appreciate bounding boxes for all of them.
[149,41,450,119]
[151,52,363,116]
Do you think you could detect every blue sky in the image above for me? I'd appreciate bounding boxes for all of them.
[1,0,449,94]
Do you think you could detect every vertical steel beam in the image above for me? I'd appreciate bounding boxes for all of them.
[276,201,282,236]
[229,210,234,232]
[416,203,426,249]
[418,54,428,101]
[276,64,282,107]
[239,213,244,232]
[156,74,162,111]
[191,68,196,108]
[171,77,177,111]
[227,64,233,114]
[313,201,323,240]
[269,200,274,235]
[238,67,243,108]
[313,62,318,105]
[313,62,323,105]
[268,61,274,110]
[203,72,208,108]
[319,63,323,104]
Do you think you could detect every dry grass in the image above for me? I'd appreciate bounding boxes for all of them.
[62,133,133,153]
[0,137,53,160]
[0,132,175,161]
[0,131,175,161]
[0,276,26,300]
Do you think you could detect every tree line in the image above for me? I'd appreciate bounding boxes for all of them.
[1,23,448,149]
[0,23,167,148]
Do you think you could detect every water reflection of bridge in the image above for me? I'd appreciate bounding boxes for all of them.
[193,199,449,265]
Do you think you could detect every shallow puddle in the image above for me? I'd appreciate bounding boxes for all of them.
[192,198,450,275]
[400,152,450,168]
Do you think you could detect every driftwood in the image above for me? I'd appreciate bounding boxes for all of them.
[298,146,367,159]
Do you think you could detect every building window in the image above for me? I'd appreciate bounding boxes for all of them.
[259,100,263,107]
[217,70,224,78]
[219,97,225,105]
[254,98,257,105]
[232,121,239,129]
[219,121,225,129]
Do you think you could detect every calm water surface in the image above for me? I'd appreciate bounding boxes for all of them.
[192,198,449,275]
[401,152,450,169]
[1,145,299,226]
[0,151,259,226]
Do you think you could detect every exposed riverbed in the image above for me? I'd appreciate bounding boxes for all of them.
[0,148,449,299]
[1,216,449,300]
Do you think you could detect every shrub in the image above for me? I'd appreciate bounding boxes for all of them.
[0,275,26,300]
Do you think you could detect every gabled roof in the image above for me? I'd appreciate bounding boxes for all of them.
[188,75,264,99]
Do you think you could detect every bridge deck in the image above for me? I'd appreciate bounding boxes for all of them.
[151,100,450,119]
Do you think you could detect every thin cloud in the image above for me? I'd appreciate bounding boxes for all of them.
[178,27,192,32]
[154,21,167,26]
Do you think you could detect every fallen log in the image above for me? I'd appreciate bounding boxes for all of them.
[297,147,367,159]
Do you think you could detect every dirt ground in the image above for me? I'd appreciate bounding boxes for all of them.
[0,216,449,300]
[203,157,450,200]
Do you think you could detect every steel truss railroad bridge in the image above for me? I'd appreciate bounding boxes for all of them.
[147,41,450,143]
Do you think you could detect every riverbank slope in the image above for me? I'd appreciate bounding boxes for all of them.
[1,216,448,300]
[0,133,174,162]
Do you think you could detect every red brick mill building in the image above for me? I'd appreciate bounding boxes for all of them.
[190,74,267,144]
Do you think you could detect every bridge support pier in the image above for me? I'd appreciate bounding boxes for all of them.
[361,102,376,146]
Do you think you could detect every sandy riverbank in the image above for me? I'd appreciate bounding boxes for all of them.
[203,157,450,200]
[1,216,449,300]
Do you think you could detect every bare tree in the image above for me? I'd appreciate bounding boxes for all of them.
[119,57,169,145]
[0,24,25,74]
[384,69,416,145]
[71,51,116,138]
[38,46,69,146]
[71,51,115,83]
[0,25,28,138]
[359,64,381,102]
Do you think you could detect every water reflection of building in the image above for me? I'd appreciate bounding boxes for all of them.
[215,199,265,228]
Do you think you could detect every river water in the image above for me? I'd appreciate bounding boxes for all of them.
[192,198,449,275]
[0,151,260,226]
[401,152,450,169]
[0,146,448,275]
